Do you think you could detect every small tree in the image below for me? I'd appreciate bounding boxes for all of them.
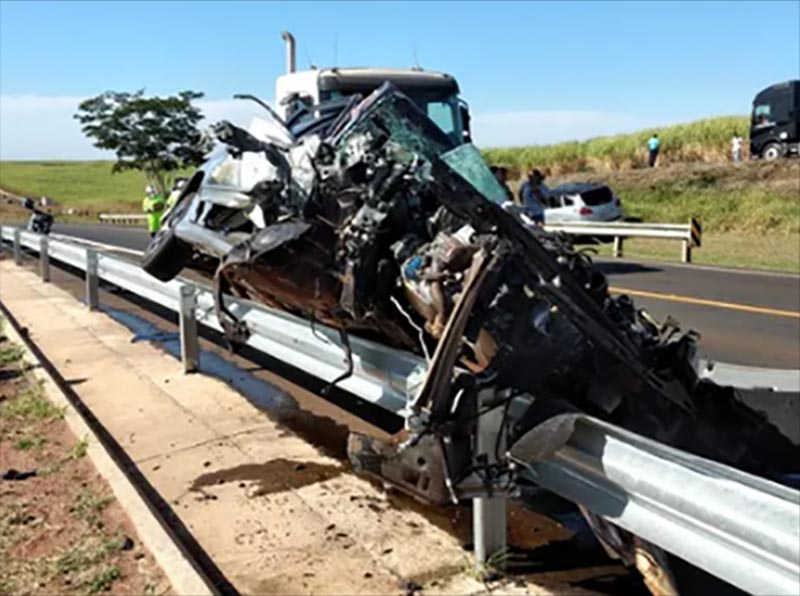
[75,90,209,196]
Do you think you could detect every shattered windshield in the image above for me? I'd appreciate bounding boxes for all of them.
[332,85,455,160]
[440,144,509,205]
[323,88,463,145]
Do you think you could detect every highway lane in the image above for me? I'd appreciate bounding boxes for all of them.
[41,223,800,368]
[52,223,151,252]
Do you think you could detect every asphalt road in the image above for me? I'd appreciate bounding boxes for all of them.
[48,223,800,368]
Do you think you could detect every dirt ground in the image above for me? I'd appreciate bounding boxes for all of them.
[0,323,170,596]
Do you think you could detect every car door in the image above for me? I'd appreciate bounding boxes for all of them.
[545,194,578,222]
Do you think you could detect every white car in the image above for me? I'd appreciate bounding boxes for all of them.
[543,183,624,223]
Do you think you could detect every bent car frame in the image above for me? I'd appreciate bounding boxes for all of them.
[142,83,798,590]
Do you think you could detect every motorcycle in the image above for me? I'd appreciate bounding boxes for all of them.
[23,198,54,235]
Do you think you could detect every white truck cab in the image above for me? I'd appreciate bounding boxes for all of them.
[275,31,471,145]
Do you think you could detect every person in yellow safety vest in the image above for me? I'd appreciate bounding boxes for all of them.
[142,185,165,237]
[165,178,187,212]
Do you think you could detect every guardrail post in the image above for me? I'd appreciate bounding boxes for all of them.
[613,236,624,258]
[682,239,692,263]
[13,229,22,265]
[473,387,507,573]
[39,236,50,282]
[85,250,99,311]
[179,284,199,373]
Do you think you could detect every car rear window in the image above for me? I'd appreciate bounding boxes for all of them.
[580,186,613,206]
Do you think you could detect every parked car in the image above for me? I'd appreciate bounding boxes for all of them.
[543,182,623,223]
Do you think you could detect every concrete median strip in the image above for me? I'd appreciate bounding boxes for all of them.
[0,260,561,595]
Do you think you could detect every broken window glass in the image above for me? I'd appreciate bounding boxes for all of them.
[439,143,510,205]
[332,83,455,162]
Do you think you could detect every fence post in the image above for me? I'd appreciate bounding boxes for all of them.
[85,250,99,311]
[13,229,21,265]
[473,387,507,573]
[682,239,692,263]
[613,236,624,258]
[39,236,50,282]
[179,284,199,373]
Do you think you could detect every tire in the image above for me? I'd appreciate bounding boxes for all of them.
[141,225,192,281]
[763,143,782,160]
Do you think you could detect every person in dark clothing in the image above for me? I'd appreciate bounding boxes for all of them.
[490,166,514,202]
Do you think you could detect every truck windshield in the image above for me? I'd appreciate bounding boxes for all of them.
[752,103,773,126]
[322,89,463,144]
[424,98,458,139]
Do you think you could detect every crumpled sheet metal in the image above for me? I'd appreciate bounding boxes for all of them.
[209,82,797,482]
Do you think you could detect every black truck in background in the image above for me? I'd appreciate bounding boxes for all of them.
[750,79,800,160]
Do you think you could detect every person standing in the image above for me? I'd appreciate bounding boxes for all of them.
[490,166,514,202]
[647,134,661,167]
[166,177,187,211]
[142,184,165,238]
[731,132,744,162]
[518,169,549,225]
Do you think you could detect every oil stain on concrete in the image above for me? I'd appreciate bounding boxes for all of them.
[191,458,344,497]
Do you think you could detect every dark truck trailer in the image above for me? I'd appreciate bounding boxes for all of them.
[750,79,800,159]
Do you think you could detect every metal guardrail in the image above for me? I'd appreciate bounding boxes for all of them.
[511,414,800,596]
[2,224,798,594]
[98,212,704,263]
[544,218,702,263]
[98,214,148,225]
[0,225,424,416]
[699,359,800,392]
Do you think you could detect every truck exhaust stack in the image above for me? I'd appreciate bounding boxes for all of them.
[281,30,296,74]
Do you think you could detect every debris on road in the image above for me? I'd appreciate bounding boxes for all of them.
[141,82,798,590]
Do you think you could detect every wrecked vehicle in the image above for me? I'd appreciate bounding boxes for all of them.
[142,81,797,589]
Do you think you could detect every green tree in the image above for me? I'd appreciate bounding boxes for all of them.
[75,90,208,196]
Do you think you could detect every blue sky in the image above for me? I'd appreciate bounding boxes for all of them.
[1,0,799,159]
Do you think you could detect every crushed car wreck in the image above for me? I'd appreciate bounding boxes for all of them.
[142,82,798,588]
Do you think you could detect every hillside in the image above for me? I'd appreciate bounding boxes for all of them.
[551,159,800,234]
[0,161,185,214]
[540,160,800,271]
[483,115,750,175]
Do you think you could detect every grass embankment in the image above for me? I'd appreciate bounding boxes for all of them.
[483,115,798,271]
[0,161,150,215]
[541,160,800,271]
[484,115,750,176]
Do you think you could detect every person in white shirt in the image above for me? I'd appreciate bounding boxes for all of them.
[732,133,744,162]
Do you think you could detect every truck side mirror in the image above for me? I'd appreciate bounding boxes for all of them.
[459,101,472,143]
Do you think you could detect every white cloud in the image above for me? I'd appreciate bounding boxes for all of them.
[0,95,268,161]
[471,110,653,148]
[0,95,104,160]
[1,95,666,160]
